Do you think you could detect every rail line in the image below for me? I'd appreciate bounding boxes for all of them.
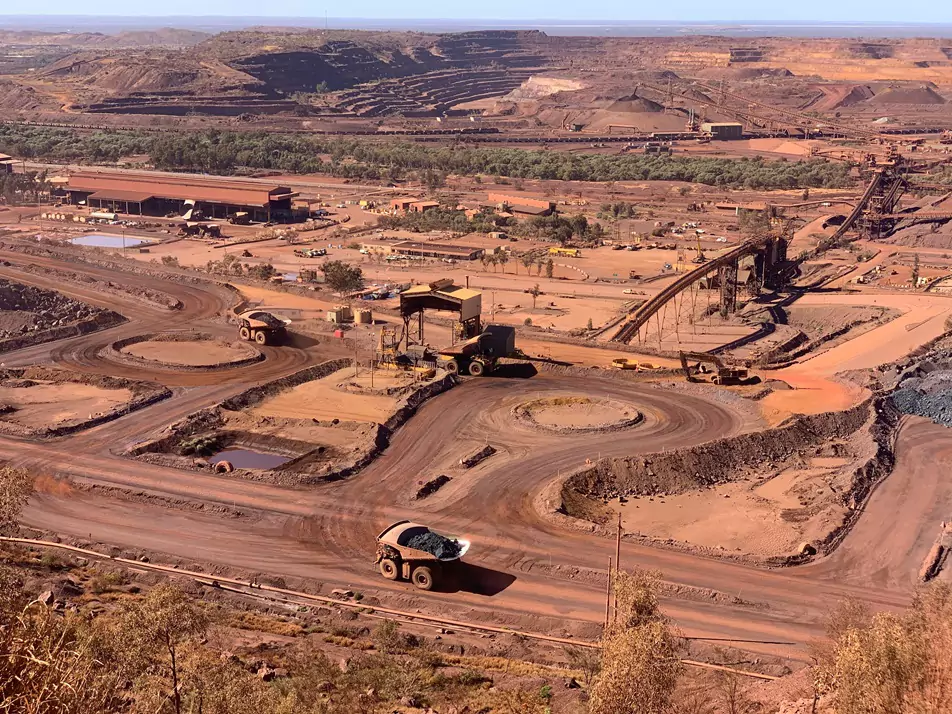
[1,536,779,681]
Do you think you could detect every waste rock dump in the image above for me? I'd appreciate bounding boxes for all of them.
[891,359,952,428]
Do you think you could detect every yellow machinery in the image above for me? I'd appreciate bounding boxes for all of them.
[236,310,291,346]
[679,351,748,385]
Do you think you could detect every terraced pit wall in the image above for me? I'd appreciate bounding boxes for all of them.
[565,397,875,499]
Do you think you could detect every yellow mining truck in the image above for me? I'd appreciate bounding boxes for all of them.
[375,520,470,591]
[236,309,291,346]
[436,324,515,377]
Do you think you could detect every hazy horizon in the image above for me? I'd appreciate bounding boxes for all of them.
[2,15,952,38]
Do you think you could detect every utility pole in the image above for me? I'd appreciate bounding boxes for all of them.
[614,510,623,622]
[605,557,613,630]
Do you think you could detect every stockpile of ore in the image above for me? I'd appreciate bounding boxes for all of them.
[407,531,463,559]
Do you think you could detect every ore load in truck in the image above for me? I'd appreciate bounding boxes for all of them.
[375,520,470,591]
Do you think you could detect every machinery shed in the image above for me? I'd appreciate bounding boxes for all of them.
[400,279,483,346]
[65,171,298,222]
[701,122,744,140]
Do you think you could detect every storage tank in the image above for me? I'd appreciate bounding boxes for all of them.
[355,308,373,325]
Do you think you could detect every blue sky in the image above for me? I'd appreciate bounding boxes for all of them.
[4,2,950,23]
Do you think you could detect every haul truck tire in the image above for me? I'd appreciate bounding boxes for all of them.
[412,566,434,591]
[255,331,268,345]
[443,360,459,375]
[379,559,399,580]
[468,360,485,377]
[239,326,251,340]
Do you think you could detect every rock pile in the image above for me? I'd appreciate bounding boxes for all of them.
[0,278,107,339]
[891,363,952,427]
[406,531,463,560]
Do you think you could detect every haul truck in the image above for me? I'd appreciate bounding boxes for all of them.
[375,520,470,591]
[436,324,515,377]
[236,309,291,346]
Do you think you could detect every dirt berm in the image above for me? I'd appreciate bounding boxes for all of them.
[566,398,874,499]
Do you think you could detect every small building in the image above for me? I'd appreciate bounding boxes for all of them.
[360,239,400,256]
[486,193,555,217]
[389,198,418,213]
[700,122,744,140]
[392,241,484,261]
[409,201,440,214]
[0,154,14,174]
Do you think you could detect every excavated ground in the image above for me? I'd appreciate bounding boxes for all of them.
[0,276,124,352]
[561,394,898,563]
[252,366,427,424]
[512,395,643,433]
[0,366,170,438]
[127,359,454,485]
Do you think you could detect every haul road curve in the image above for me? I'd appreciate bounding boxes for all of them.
[0,249,916,661]
[4,368,905,661]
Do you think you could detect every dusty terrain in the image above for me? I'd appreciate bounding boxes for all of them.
[0,197,947,709]
[5,24,952,709]
[619,455,854,558]
[120,335,257,366]
[0,380,131,428]
[252,366,423,425]
[4,30,952,140]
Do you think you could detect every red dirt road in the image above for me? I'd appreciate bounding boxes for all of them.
[0,246,938,663]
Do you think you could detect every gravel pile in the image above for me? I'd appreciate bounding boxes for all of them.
[891,361,952,427]
[406,531,463,560]
[0,278,105,339]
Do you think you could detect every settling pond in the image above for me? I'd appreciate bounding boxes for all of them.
[209,448,290,470]
[70,234,148,249]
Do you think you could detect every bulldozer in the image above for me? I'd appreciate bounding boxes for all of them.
[236,309,291,346]
[679,350,749,386]
[436,324,515,377]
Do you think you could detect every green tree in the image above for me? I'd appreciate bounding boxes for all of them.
[529,283,541,309]
[497,251,509,274]
[545,258,554,279]
[245,262,276,281]
[320,259,364,296]
[521,254,534,275]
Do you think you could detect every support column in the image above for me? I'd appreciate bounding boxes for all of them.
[719,260,738,318]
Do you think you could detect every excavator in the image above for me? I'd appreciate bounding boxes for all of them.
[679,351,749,386]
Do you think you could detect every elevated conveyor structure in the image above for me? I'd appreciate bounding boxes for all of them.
[611,236,782,344]
[610,170,898,346]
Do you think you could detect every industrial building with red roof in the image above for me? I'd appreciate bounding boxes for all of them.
[65,171,298,222]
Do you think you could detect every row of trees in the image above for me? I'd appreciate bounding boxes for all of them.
[0,124,854,190]
[0,169,50,205]
[479,252,554,278]
[377,206,500,235]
